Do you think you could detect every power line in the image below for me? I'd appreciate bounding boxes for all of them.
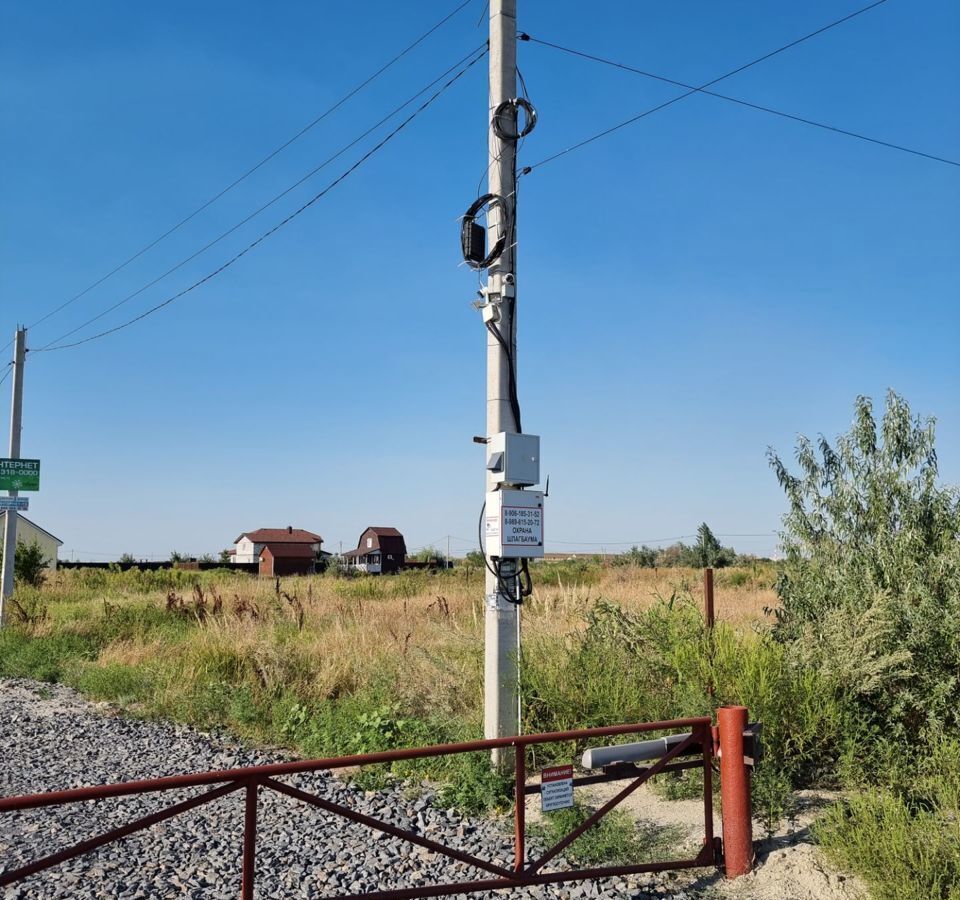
[546,532,776,546]
[14,0,477,345]
[547,536,694,546]
[407,536,451,554]
[32,50,487,354]
[32,45,487,352]
[525,36,960,169]
[521,0,892,174]
[33,50,486,353]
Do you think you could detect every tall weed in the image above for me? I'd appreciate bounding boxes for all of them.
[815,789,960,900]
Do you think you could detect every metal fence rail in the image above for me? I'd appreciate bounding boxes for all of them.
[0,716,718,899]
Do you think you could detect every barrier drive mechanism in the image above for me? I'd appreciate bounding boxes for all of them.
[0,711,759,898]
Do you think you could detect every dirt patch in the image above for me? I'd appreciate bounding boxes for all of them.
[527,774,867,900]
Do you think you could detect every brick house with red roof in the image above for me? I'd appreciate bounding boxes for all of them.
[232,526,323,576]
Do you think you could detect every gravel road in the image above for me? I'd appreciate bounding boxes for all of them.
[0,679,701,899]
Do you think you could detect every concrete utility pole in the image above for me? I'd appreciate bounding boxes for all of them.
[485,0,520,763]
[0,328,26,626]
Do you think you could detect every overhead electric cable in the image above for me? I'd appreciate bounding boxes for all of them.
[525,35,960,169]
[33,47,487,352]
[547,532,776,546]
[522,0,892,173]
[33,52,487,354]
[547,536,694,546]
[18,0,477,341]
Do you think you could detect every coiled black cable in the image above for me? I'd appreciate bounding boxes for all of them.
[492,97,537,141]
[460,193,506,270]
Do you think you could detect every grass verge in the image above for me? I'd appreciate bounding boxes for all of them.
[531,803,684,867]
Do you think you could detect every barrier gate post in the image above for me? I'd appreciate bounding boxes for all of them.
[718,705,753,877]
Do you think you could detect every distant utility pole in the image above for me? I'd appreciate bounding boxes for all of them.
[0,328,26,626]
[485,0,520,763]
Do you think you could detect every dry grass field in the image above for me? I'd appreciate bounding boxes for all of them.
[13,562,775,724]
[4,559,956,899]
[1,559,790,824]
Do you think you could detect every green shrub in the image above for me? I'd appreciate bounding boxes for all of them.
[768,391,960,740]
[611,545,658,568]
[521,596,844,789]
[14,540,48,587]
[769,392,960,894]
[434,752,513,815]
[815,789,960,900]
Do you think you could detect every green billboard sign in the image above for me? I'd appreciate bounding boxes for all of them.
[0,458,40,491]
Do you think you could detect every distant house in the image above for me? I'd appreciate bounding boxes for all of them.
[0,514,62,571]
[342,526,407,575]
[232,527,323,564]
[258,542,317,577]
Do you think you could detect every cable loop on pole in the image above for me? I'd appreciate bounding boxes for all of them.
[492,97,537,141]
[460,193,507,269]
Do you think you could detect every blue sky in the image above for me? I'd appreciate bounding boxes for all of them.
[1,0,957,561]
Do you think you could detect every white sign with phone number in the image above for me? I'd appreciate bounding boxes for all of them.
[501,504,543,547]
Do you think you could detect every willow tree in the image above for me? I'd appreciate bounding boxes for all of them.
[768,391,960,737]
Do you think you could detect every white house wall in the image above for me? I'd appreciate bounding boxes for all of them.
[0,515,60,570]
[233,538,262,564]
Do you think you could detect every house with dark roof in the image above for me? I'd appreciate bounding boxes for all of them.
[342,526,407,575]
[232,526,323,576]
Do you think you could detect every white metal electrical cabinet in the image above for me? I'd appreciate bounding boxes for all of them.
[486,432,540,487]
[485,489,544,559]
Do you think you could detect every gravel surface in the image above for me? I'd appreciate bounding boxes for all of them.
[0,679,703,899]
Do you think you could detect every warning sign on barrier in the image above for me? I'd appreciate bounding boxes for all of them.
[540,764,574,812]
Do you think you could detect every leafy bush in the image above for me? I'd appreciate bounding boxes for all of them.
[408,548,447,567]
[435,753,512,814]
[463,550,485,568]
[521,596,844,800]
[768,391,960,742]
[611,545,658,568]
[276,690,510,813]
[14,539,48,587]
[769,392,960,895]
[643,528,736,569]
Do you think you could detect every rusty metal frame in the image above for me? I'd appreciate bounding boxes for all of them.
[0,717,716,899]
